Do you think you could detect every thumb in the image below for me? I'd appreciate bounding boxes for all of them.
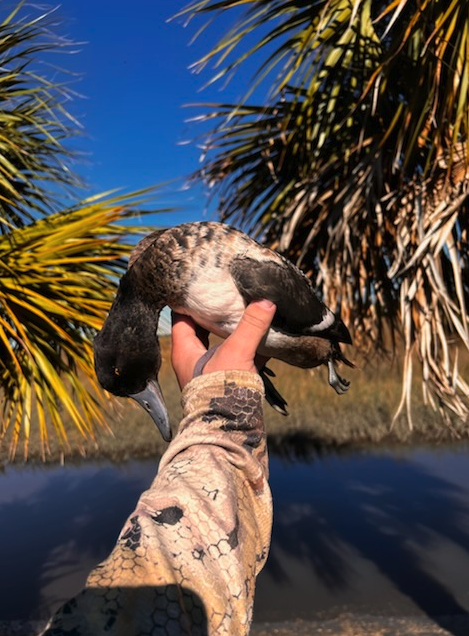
[227,299,276,359]
[202,299,277,376]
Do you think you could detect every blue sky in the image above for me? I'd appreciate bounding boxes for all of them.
[55,0,249,225]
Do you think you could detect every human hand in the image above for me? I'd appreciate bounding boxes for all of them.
[171,300,277,390]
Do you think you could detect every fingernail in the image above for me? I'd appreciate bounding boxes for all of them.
[257,299,275,310]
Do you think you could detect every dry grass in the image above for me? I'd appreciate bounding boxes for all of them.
[2,337,469,465]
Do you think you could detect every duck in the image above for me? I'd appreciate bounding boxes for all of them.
[94,221,353,442]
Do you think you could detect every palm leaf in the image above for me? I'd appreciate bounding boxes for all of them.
[182,0,469,429]
[0,190,161,459]
[0,4,82,231]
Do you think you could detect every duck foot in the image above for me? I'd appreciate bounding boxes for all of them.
[328,359,350,395]
[261,366,289,415]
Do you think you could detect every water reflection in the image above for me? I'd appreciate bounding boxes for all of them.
[267,430,354,462]
[2,446,469,633]
[0,461,158,620]
[259,450,469,636]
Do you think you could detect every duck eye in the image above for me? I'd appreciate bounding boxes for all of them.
[114,367,120,376]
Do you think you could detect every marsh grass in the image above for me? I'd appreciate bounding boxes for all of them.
[2,336,468,465]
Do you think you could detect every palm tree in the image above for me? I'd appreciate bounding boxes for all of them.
[0,4,160,458]
[181,0,469,430]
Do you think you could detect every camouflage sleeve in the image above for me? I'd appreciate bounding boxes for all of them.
[42,370,272,636]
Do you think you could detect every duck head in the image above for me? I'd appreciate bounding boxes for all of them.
[94,274,171,442]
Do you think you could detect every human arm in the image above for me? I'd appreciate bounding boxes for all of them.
[42,301,276,636]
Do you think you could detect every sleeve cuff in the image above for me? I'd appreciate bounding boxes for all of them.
[181,369,265,416]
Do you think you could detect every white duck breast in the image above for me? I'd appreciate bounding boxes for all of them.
[172,265,246,338]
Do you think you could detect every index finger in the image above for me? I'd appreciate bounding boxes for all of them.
[171,312,209,389]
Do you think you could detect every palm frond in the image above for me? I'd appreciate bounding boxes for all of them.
[0,190,160,459]
[0,4,81,231]
[183,0,469,429]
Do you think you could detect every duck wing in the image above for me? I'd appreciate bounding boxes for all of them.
[231,256,351,344]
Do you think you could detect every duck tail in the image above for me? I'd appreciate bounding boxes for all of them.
[334,342,355,368]
[325,316,353,344]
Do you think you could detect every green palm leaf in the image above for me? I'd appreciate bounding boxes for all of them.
[0,3,82,230]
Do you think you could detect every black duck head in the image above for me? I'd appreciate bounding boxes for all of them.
[94,272,171,442]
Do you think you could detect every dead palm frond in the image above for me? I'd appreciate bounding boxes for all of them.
[181,0,469,429]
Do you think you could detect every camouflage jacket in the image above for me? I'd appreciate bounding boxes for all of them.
[42,370,272,636]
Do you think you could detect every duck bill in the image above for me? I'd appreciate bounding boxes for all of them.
[130,380,172,442]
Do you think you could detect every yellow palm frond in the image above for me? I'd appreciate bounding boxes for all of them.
[0,190,160,459]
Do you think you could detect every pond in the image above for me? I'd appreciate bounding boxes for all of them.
[1,444,469,626]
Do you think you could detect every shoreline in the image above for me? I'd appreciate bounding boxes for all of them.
[2,419,469,467]
[2,397,468,467]
[2,340,469,465]
[2,398,468,466]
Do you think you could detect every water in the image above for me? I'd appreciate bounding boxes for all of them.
[257,446,469,623]
[1,445,469,623]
